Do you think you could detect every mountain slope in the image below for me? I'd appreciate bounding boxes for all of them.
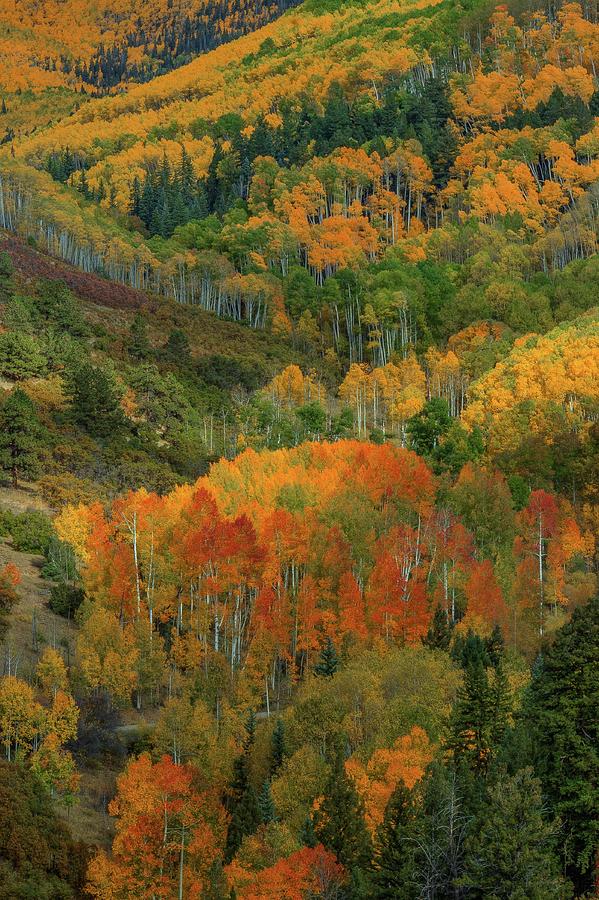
[1,0,596,321]
[0,0,302,93]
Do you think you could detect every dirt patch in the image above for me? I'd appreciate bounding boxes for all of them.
[59,766,117,850]
[0,486,120,849]
[0,543,74,682]
[0,483,52,517]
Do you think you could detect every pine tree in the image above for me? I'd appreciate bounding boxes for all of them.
[485,623,505,667]
[65,362,126,439]
[451,628,490,669]
[0,389,42,488]
[460,768,571,899]
[78,169,90,200]
[446,658,511,776]
[488,662,511,752]
[177,146,195,196]
[225,710,260,861]
[523,597,599,891]
[313,744,372,880]
[162,328,191,367]
[422,605,452,651]
[0,251,14,303]
[314,636,339,678]
[300,814,317,849]
[127,313,150,360]
[372,781,417,899]
[258,780,277,824]
[138,172,156,227]
[270,718,286,776]
[129,175,142,217]
[35,279,86,336]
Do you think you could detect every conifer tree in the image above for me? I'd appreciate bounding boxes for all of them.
[78,169,90,200]
[523,597,599,891]
[127,313,150,360]
[270,718,286,776]
[313,744,372,885]
[258,780,277,825]
[446,658,511,776]
[163,328,191,367]
[451,629,490,669]
[225,710,260,861]
[422,605,452,651]
[300,814,317,849]
[486,623,505,667]
[0,251,13,302]
[0,389,42,488]
[129,175,142,218]
[488,662,511,752]
[35,279,86,336]
[65,362,126,439]
[314,636,339,678]
[372,781,417,899]
[460,768,570,899]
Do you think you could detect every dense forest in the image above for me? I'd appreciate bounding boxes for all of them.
[0,0,597,895]
[0,0,302,93]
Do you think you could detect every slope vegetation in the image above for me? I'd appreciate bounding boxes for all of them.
[0,0,301,93]
[0,0,596,331]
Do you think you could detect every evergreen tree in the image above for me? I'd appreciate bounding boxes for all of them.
[0,250,13,302]
[422,605,452,651]
[488,662,511,752]
[78,169,90,200]
[162,328,191,366]
[451,628,490,669]
[460,768,571,899]
[486,623,505,667]
[300,814,317,849]
[270,718,286,776]
[225,710,260,861]
[139,172,156,225]
[522,597,599,891]
[35,279,86,336]
[313,744,372,887]
[0,760,87,895]
[314,635,339,678]
[0,332,47,380]
[258,780,277,824]
[127,313,150,359]
[129,175,142,217]
[0,389,42,488]
[65,362,126,439]
[372,781,417,899]
[177,146,196,195]
[446,659,511,776]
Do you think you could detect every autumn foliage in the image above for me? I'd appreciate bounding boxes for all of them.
[55,441,514,704]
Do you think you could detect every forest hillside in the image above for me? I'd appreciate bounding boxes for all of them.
[0,0,597,895]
